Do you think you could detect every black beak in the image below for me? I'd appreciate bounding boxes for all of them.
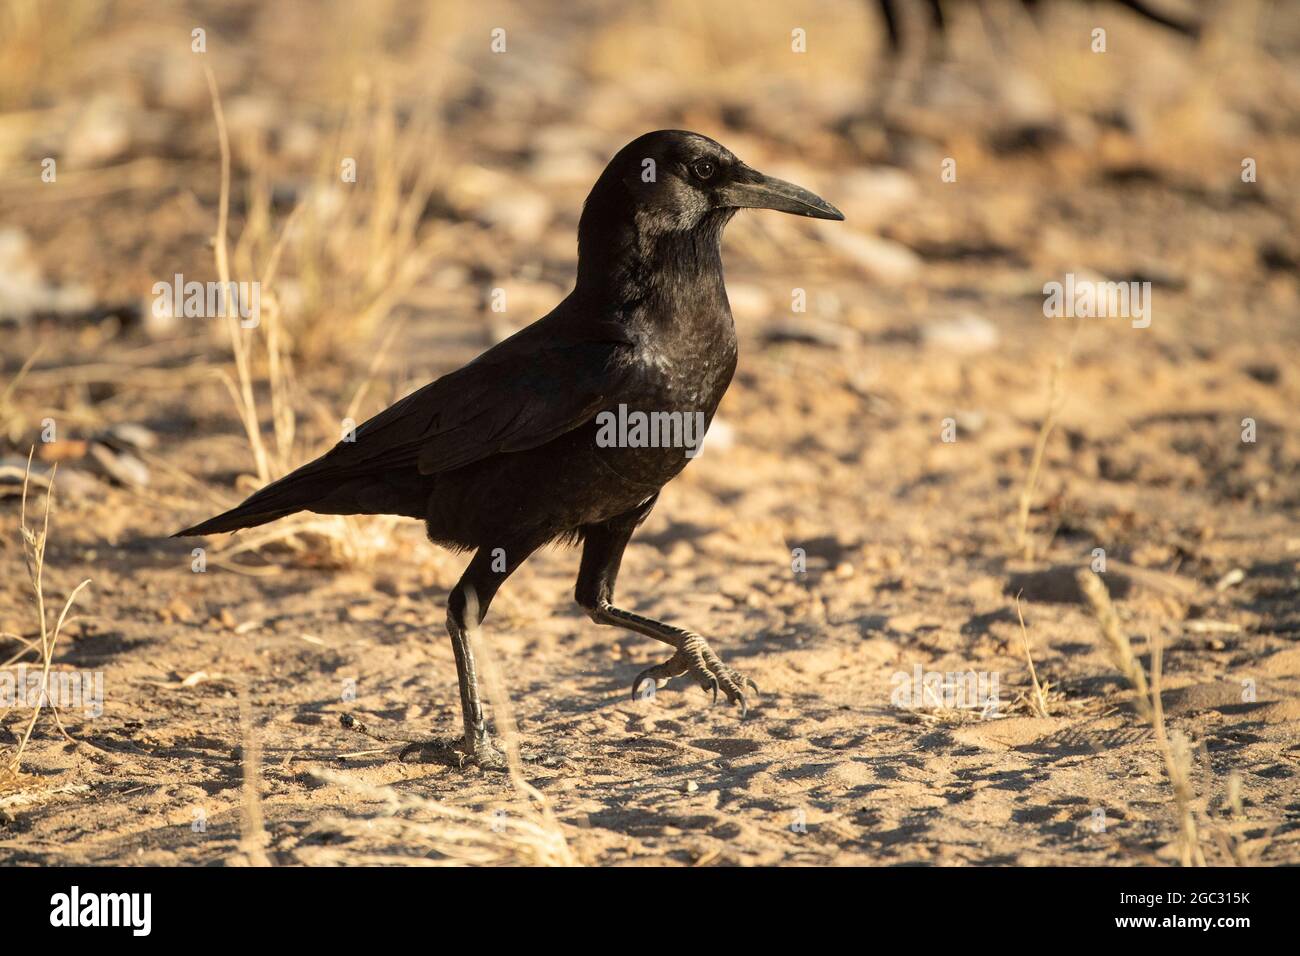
[718,166,844,221]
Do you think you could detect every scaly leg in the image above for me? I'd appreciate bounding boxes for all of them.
[575,497,757,715]
[400,537,543,769]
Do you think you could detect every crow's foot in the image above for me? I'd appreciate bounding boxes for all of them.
[398,735,508,771]
[631,633,758,716]
[338,714,507,770]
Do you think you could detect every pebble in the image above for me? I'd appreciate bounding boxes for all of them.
[818,227,922,285]
[88,442,150,489]
[835,167,918,227]
[921,313,1000,354]
[64,94,133,168]
[761,317,856,349]
[103,423,158,453]
[0,228,94,324]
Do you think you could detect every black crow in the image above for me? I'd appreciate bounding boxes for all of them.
[176,130,844,768]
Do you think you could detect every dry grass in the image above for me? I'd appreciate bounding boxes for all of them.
[193,67,412,571]
[231,78,448,361]
[0,781,90,810]
[0,453,92,788]
[468,592,574,865]
[1013,594,1052,719]
[0,0,105,114]
[1209,771,1275,866]
[305,768,576,866]
[1077,570,1205,866]
[1014,344,1073,560]
[232,683,273,866]
[0,348,42,445]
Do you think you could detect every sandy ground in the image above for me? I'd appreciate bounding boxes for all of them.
[1,0,1298,865]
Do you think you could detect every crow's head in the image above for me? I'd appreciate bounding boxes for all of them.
[581,130,843,244]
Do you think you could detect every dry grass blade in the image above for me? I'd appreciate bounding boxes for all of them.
[1149,631,1206,866]
[204,64,271,485]
[1014,322,1080,560]
[0,347,42,444]
[211,514,402,571]
[193,68,401,570]
[1015,358,1065,561]
[466,587,575,866]
[1077,570,1204,865]
[0,782,90,811]
[1013,593,1051,718]
[308,769,575,867]
[1077,570,1151,717]
[3,451,92,781]
[233,684,273,867]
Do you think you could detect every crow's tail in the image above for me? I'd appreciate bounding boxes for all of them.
[172,459,337,537]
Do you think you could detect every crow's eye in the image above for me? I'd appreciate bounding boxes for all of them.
[690,159,716,181]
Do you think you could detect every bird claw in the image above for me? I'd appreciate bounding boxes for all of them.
[630,633,757,716]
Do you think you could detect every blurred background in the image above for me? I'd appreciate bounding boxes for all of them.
[1,0,1298,864]
[2,0,1296,561]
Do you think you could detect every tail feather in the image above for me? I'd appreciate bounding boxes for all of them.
[173,506,301,537]
[172,459,337,537]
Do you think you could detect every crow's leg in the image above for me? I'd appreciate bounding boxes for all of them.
[925,0,947,60]
[1119,0,1201,39]
[575,497,757,716]
[400,538,542,769]
[877,0,902,56]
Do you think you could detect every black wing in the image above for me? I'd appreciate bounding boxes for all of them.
[173,316,634,536]
[322,321,633,476]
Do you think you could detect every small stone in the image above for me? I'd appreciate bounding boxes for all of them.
[103,423,157,452]
[834,167,918,227]
[0,228,94,324]
[819,227,922,285]
[0,456,51,495]
[761,317,856,348]
[1215,568,1245,592]
[922,313,1000,354]
[955,410,988,434]
[159,596,194,623]
[64,94,133,168]
[55,468,101,499]
[88,442,150,489]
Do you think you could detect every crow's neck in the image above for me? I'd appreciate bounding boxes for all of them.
[575,210,732,322]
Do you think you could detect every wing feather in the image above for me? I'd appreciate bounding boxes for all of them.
[317,332,630,478]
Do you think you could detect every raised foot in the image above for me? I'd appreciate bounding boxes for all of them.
[398,735,508,771]
[631,633,759,716]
